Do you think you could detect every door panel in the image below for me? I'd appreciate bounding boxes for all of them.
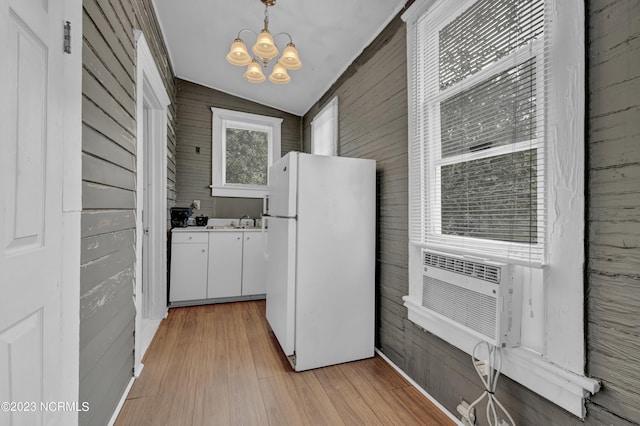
[169,243,208,302]
[207,232,243,298]
[5,9,47,252]
[241,232,266,296]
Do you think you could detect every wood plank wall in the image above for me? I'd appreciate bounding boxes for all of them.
[174,79,302,219]
[586,1,640,424]
[80,0,176,424]
[303,3,639,425]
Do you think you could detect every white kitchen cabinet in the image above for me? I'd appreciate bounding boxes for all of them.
[170,228,266,305]
[242,232,266,295]
[170,232,209,302]
[207,231,243,298]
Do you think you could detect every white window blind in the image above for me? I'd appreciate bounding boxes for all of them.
[409,0,548,265]
[311,96,338,156]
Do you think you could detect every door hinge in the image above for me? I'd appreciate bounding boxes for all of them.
[63,21,71,54]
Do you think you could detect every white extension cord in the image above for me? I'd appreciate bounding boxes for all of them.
[466,341,516,426]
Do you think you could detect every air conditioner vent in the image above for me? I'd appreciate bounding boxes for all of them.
[423,252,501,284]
[422,275,497,340]
[414,249,522,347]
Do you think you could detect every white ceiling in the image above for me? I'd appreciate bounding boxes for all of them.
[152,0,407,116]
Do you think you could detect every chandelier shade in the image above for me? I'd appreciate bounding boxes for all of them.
[226,0,301,84]
[279,43,302,70]
[269,62,291,84]
[252,30,279,60]
[244,59,266,83]
[226,38,252,66]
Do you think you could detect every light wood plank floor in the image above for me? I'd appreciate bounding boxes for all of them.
[115,300,454,426]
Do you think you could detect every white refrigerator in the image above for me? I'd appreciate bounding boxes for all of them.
[265,152,376,372]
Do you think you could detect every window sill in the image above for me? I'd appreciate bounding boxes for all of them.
[210,186,267,199]
[403,296,600,418]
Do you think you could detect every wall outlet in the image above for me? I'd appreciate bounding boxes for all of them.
[474,360,491,377]
[457,399,476,425]
[192,200,200,210]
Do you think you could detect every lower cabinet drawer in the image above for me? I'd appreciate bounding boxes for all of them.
[172,232,208,244]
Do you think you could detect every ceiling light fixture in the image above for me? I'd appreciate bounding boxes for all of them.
[226,0,302,84]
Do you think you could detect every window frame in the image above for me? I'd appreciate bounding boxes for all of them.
[211,107,282,198]
[402,0,598,418]
[311,96,339,156]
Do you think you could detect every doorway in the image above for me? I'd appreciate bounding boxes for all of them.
[134,30,170,375]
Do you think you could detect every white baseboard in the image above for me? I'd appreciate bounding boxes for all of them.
[107,376,136,426]
[375,348,463,426]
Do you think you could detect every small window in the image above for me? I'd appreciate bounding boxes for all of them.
[311,96,338,156]
[211,108,282,198]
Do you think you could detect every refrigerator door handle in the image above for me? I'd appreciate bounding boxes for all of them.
[263,195,269,216]
[262,216,269,260]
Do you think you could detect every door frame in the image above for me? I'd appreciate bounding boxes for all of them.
[134,30,170,375]
[61,0,83,417]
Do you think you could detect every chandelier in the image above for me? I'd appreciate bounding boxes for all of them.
[225,0,302,84]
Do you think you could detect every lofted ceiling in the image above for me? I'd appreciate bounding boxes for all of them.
[152,0,408,116]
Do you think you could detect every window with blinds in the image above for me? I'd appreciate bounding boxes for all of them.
[403,0,591,411]
[409,0,547,265]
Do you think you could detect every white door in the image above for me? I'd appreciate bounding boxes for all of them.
[0,0,78,424]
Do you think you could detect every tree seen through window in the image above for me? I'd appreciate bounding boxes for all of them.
[225,128,268,186]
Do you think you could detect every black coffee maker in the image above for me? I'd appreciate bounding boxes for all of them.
[170,207,192,228]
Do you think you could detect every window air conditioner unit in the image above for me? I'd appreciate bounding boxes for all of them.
[421,249,522,347]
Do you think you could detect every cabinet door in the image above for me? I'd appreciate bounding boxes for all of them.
[242,232,267,295]
[208,232,243,298]
[170,243,208,302]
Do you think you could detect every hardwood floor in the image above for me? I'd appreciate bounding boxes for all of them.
[115,301,454,425]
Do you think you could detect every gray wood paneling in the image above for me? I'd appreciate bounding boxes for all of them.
[79,319,135,425]
[587,1,640,423]
[81,210,136,238]
[81,229,136,264]
[174,79,302,219]
[82,10,135,97]
[83,1,135,78]
[80,266,135,345]
[82,41,135,115]
[82,154,136,191]
[82,181,136,209]
[80,245,136,295]
[80,0,177,424]
[79,287,136,371]
[83,96,135,153]
[82,124,136,172]
[82,68,135,133]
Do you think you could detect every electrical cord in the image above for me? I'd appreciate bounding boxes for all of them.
[466,341,516,426]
